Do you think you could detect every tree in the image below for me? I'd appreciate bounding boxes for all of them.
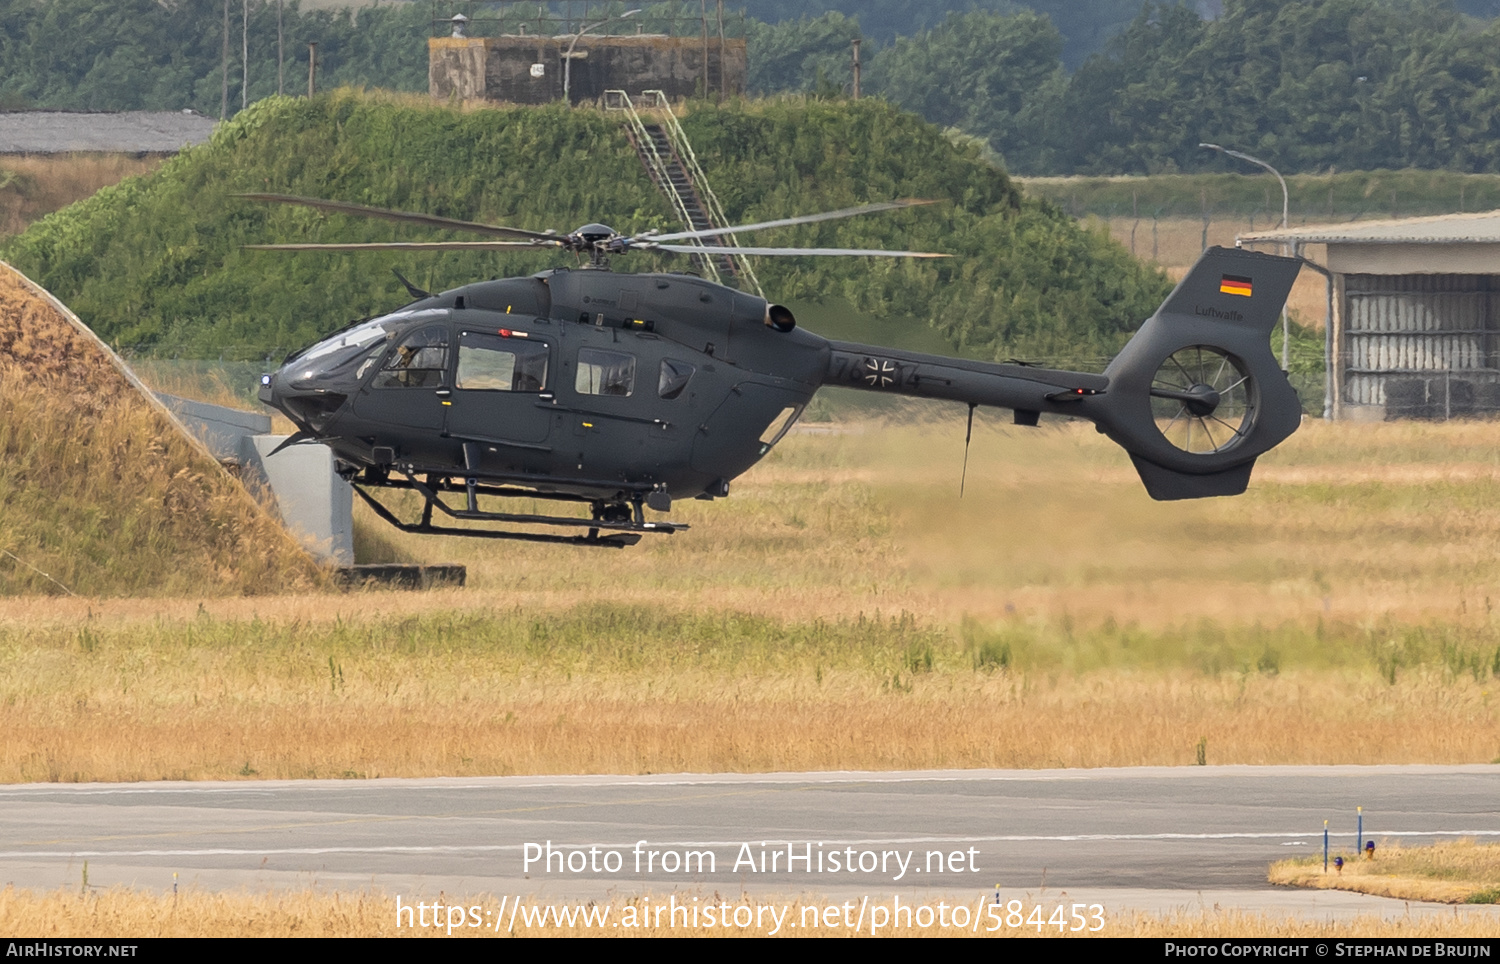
[1053,0,1500,174]
[745,12,861,96]
[0,0,431,115]
[864,10,1067,174]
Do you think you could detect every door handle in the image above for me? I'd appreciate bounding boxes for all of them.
[435,389,452,398]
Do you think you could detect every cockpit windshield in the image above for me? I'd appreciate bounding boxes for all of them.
[300,317,389,363]
[284,309,447,387]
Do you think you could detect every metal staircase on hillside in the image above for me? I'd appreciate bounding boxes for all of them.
[605,89,763,297]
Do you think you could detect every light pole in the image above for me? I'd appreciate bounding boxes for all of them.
[563,9,641,104]
[1200,142,1291,370]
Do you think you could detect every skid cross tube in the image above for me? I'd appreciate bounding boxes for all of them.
[351,485,648,548]
[354,485,642,545]
[348,468,686,546]
[400,471,683,532]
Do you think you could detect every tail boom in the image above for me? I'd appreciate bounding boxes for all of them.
[816,246,1303,500]
[823,344,1107,422]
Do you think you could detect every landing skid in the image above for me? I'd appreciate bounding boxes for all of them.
[350,467,686,549]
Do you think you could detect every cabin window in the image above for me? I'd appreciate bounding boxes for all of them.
[575,348,635,396]
[456,331,549,391]
[658,359,694,400]
[372,324,448,389]
[759,405,803,447]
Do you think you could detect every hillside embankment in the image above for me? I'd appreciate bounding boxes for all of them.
[0,263,322,596]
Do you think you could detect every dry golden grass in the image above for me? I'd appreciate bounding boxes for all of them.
[4,887,1498,937]
[0,377,1499,777]
[1272,841,1500,904]
[0,605,1495,781]
[0,264,324,596]
[0,154,164,237]
[300,413,1500,631]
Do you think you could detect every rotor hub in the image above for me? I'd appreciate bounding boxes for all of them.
[569,223,618,248]
[1149,346,1255,456]
[1182,382,1220,417]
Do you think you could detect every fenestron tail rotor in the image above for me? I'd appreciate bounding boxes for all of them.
[1148,346,1255,455]
[1090,246,1304,501]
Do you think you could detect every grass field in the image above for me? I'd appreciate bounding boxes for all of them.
[1017,170,1500,225]
[7,133,1497,941]
[2,413,1499,781]
[1271,841,1500,904]
[0,155,165,238]
[1,155,1494,780]
[345,410,1500,630]
[4,886,1498,937]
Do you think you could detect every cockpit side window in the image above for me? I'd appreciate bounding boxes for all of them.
[575,348,635,397]
[456,330,549,392]
[372,324,448,389]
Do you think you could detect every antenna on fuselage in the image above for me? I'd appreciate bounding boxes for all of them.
[960,403,977,498]
[392,268,431,299]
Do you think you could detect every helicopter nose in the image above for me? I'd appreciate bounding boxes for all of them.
[259,367,347,433]
[259,367,301,422]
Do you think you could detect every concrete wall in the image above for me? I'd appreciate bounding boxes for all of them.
[430,35,746,104]
[155,392,271,461]
[156,393,353,565]
[247,435,354,567]
[429,39,488,101]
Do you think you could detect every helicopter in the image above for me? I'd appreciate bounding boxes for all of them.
[246,193,1304,548]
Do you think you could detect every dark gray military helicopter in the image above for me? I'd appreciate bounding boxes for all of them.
[247,193,1303,547]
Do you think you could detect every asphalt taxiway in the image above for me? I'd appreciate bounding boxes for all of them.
[3,765,1498,918]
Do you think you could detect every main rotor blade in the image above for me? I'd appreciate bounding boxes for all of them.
[245,241,553,251]
[651,243,949,258]
[235,193,559,242]
[639,199,939,243]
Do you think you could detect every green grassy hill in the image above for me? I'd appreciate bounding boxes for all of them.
[1,91,1169,370]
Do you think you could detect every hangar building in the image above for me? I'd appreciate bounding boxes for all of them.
[1242,212,1500,420]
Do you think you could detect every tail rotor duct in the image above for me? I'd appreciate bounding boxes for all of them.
[1148,346,1255,456]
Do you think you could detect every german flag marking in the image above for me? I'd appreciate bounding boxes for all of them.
[1220,274,1253,297]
